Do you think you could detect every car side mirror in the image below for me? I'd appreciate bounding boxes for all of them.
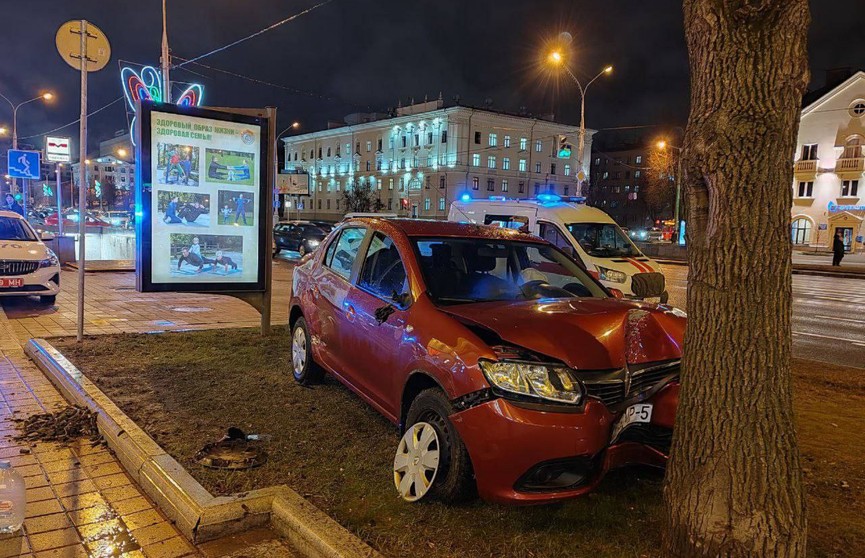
[391,291,412,310]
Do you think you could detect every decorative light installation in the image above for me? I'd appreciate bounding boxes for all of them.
[121,65,204,145]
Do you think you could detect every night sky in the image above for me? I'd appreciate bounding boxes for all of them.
[0,0,862,156]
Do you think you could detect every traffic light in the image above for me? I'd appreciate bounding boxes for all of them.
[42,184,53,196]
[557,135,572,158]
[94,180,102,197]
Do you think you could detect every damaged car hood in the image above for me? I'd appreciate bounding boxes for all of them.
[441,298,685,370]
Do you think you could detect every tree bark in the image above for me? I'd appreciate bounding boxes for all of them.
[663,1,810,557]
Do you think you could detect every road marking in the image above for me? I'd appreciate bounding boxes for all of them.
[812,315,865,325]
[793,330,865,347]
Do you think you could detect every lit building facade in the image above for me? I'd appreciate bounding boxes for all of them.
[792,70,865,252]
[71,155,136,209]
[281,100,594,221]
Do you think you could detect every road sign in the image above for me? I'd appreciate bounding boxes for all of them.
[7,150,41,180]
[45,136,72,163]
[55,21,111,72]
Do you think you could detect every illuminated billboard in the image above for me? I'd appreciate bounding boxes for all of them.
[136,103,269,293]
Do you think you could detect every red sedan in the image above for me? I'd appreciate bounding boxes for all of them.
[43,211,112,229]
[289,218,685,504]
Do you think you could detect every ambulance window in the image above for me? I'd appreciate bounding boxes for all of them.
[538,222,572,251]
[483,214,528,230]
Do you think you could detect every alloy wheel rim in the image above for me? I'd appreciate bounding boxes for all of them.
[292,327,306,375]
[393,422,440,502]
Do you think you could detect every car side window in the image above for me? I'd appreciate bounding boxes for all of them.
[359,232,408,300]
[324,227,367,280]
[538,222,571,251]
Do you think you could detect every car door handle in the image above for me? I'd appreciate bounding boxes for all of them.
[345,304,356,322]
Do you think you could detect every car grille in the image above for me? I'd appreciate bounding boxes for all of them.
[0,260,39,276]
[631,272,665,298]
[582,361,679,409]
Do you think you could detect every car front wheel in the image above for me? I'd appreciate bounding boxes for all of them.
[395,388,475,503]
[291,317,324,385]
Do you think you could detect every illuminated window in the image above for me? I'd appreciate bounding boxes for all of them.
[564,164,571,176]
[603,171,609,179]
[518,159,527,172]
[389,178,394,190]
[535,162,541,173]
[489,133,498,147]
[424,198,431,211]
[503,157,510,170]
[472,177,479,190]
[502,179,509,192]
[791,218,812,245]
[535,140,542,152]
[635,170,641,178]
[487,156,496,169]
[366,141,372,152]
[438,197,445,211]
[520,138,527,151]
[472,154,480,167]
[635,155,642,164]
[504,135,511,148]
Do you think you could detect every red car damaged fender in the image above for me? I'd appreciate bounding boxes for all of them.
[289,218,685,505]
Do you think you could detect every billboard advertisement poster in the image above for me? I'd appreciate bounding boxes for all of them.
[136,103,269,292]
[45,136,72,163]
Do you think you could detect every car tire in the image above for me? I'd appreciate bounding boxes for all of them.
[40,295,56,305]
[399,388,475,503]
[291,317,324,385]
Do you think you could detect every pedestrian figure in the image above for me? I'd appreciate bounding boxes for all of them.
[5,194,23,217]
[832,231,845,266]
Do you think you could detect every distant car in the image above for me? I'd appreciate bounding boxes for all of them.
[273,221,331,257]
[101,211,130,228]
[44,211,111,229]
[0,210,61,304]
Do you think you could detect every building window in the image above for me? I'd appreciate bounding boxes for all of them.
[518,181,525,193]
[327,147,332,157]
[487,156,496,169]
[388,198,393,210]
[518,159,527,172]
[318,199,322,209]
[504,135,511,148]
[520,137,528,151]
[535,162,542,173]
[474,131,481,144]
[502,179,509,192]
[533,183,540,195]
[550,163,557,175]
[487,179,495,192]
[400,158,406,169]
[439,175,446,188]
[635,155,642,164]
[425,176,431,189]
[791,218,812,245]
[635,170,641,178]
[441,130,448,143]
[326,199,331,210]
[603,171,609,179]
[797,181,813,197]
[489,133,498,147]
[438,197,445,211]
[850,101,865,117]
[389,178,394,190]
[472,177,479,190]
[564,164,571,176]
[401,136,407,148]
[427,131,433,144]
[801,144,817,161]
[535,140,542,152]
[843,137,863,159]
[842,179,859,196]
[424,198,431,211]
[472,154,480,167]
[503,157,510,170]
[378,139,383,151]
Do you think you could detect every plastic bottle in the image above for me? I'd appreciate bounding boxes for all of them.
[0,461,25,533]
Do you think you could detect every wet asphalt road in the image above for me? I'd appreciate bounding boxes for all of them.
[660,264,865,369]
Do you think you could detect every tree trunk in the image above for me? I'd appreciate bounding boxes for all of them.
[663,1,810,557]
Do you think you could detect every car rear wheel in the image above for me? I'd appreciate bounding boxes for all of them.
[396,388,475,503]
[291,317,324,385]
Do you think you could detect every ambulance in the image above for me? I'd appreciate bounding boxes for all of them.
[448,195,668,302]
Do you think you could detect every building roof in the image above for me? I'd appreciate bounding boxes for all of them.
[802,70,865,114]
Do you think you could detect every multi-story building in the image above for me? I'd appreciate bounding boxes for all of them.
[281,99,594,221]
[792,69,865,252]
[588,127,680,229]
[70,154,135,209]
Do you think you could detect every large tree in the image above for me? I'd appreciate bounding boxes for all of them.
[644,147,677,223]
[663,1,810,557]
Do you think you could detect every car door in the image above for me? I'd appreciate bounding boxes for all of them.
[342,231,412,420]
[274,224,289,248]
[309,226,368,378]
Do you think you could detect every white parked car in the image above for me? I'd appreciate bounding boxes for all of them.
[0,210,61,304]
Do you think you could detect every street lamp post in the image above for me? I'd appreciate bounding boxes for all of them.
[547,52,611,183]
[276,122,300,220]
[657,140,684,242]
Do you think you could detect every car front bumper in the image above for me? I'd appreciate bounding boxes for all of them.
[0,267,61,297]
[450,382,678,504]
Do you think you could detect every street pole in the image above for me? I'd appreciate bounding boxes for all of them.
[161,0,171,103]
[55,165,63,237]
[674,151,683,243]
[77,19,88,342]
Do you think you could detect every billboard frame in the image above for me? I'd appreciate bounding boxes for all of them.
[135,101,271,295]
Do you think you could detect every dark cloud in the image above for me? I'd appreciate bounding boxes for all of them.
[0,0,860,154]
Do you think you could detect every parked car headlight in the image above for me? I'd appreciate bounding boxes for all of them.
[479,360,582,405]
[598,267,627,283]
[39,250,59,268]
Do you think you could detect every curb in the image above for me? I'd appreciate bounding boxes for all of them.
[657,259,865,279]
[26,338,383,558]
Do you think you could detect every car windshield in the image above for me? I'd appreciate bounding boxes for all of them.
[414,237,607,305]
[566,223,640,257]
[0,217,36,241]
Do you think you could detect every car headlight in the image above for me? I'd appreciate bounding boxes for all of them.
[39,250,59,268]
[479,360,582,405]
[598,267,627,283]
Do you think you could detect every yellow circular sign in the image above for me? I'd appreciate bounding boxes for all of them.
[55,20,111,72]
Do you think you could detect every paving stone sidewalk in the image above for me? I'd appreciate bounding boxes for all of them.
[0,263,299,557]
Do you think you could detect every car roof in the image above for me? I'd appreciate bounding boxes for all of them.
[451,200,617,225]
[343,217,544,242]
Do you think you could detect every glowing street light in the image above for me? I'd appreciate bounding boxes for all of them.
[116,148,128,158]
[544,49,613,184]
[42,92,54,101]
[654,138,684,240]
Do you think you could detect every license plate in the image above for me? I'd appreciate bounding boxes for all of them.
[0,278,23,288]
[610,403,653,441]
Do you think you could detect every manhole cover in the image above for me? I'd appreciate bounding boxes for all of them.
[171,307,212,313]
[195,439,267,470]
